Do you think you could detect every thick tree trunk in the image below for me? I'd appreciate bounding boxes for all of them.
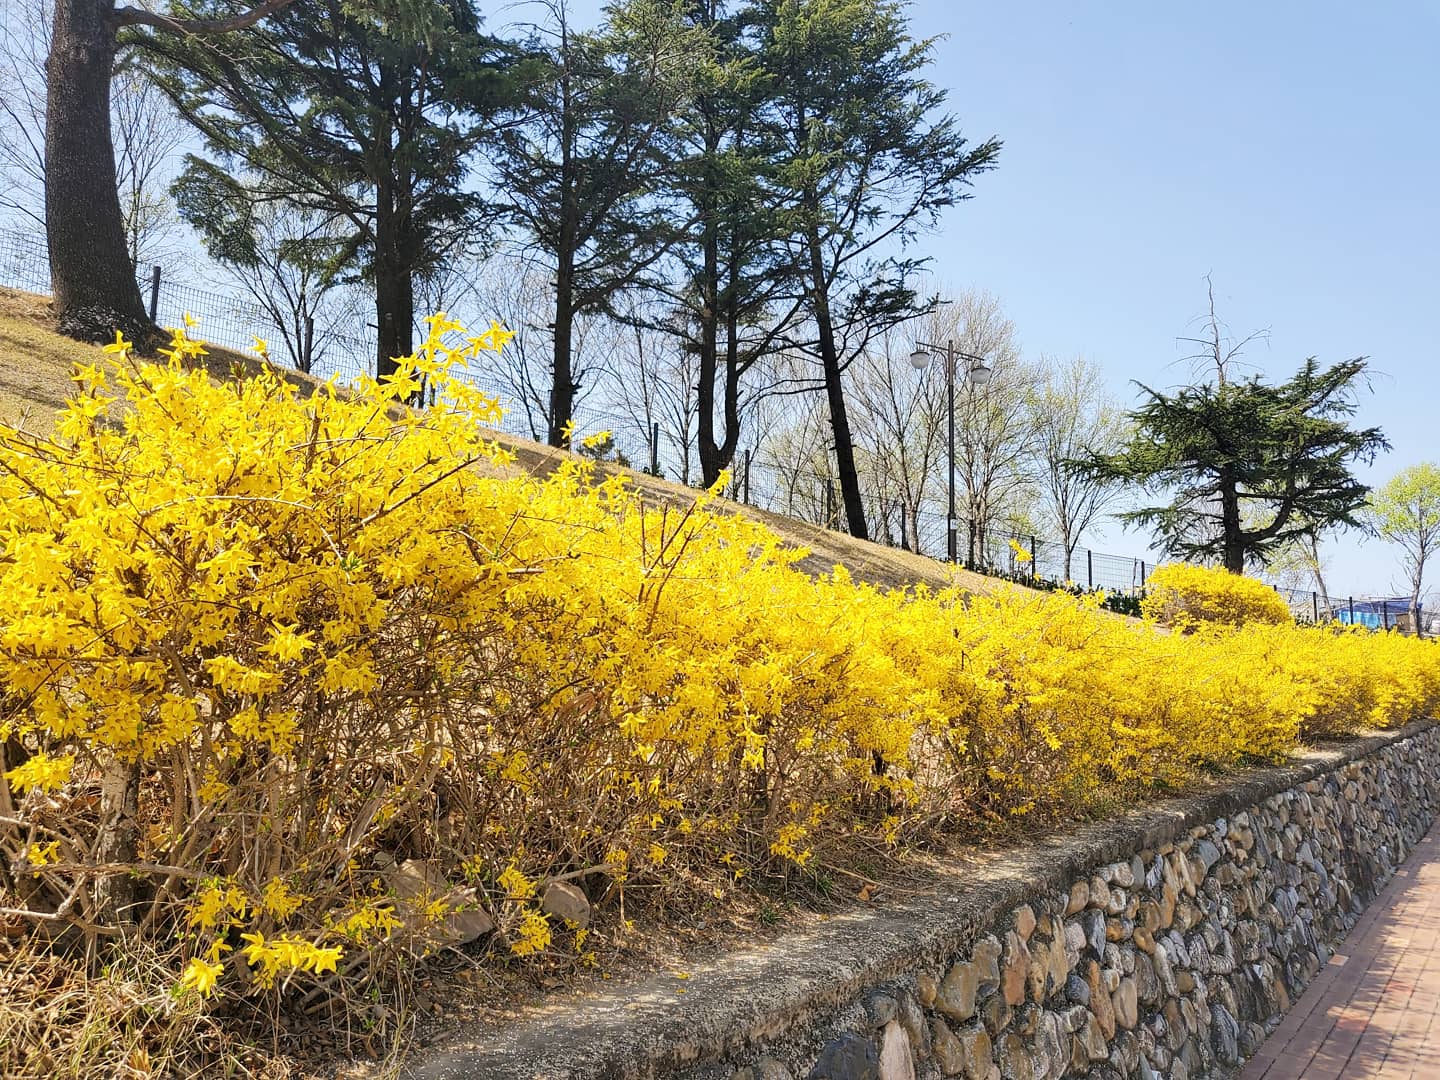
[696,196,723,485]
[373,258,412,382]
[1220,473,1244,572]
[804,224,867,541]
[548,258,576,447]
[372,164,415,380]
[46,0,151,341]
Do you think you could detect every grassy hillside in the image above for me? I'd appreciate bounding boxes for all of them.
[0,285,997,595]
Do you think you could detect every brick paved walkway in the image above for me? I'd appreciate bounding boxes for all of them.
[1237,820,1440,1079]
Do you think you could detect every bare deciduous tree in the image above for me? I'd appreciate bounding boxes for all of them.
[0,0,49,228]
[1266,524,1332,615]
[112,60,187,270]
[1176,273,1268,387]
[922,290,1033,565]
[597,302,700,482]
[172,165,365,373]
[749,365,835,526]
[848,327,947,553]
[472,251,614,443]
[1029,354,1128,581]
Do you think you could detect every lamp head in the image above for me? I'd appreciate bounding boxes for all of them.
[966,360,993,387]
[908,347,931,371]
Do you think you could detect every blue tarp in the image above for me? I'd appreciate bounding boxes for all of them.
[1335,598,1417,630]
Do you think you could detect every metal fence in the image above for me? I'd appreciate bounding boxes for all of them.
[0,229,49,295]
[2,227,1414,628]
[719,455,1154,594]
[0,229,379,383]
[1272,589,1422,631]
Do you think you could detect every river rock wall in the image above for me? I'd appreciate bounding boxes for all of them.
[726,724,1440,1080]
[409,723,1440,1080]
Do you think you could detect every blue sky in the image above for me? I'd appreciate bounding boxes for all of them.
[545,0,1440,595]
[898,0,1440,596]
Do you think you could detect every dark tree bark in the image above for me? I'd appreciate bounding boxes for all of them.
[806,221,868,541]
[548,255,576,447]
[44,0,295,342]
[373,254,413,381]
[45,0,149,341]
[545,65,579,448]
[697,196,757,487]
[1220,468,1244,572]
[373,168,414,380]
[695,168,723,485]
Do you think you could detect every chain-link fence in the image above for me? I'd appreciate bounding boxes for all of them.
[1,229,379,381]
[4,226,1414,629]
[0,229,49,295]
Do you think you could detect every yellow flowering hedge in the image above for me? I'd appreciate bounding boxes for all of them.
[1141,561,1295,629]
[1,317,1438,1022]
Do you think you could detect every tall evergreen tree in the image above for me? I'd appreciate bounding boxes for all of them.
[1080,358,1389,573]
[145,0,518,377]
[43,0,295,342]
[755,0,999,539]
[494,0,702,447]
[661,0,805,486]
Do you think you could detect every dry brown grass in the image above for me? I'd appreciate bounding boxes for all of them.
[0,932,231,1080]
[0,927,413,1080]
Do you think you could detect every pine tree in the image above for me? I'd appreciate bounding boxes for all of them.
[754,0,999,539]
[661,0,806,486]
[493,0,703,446]
[1081,358,1389,572]
[145,0,519,377]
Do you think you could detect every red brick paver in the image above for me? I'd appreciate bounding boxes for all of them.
[1239,822,1440,1079]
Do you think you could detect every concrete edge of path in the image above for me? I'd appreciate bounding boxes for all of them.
[406,720,1437,1080]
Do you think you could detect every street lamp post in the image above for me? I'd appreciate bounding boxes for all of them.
[908,340,993,564]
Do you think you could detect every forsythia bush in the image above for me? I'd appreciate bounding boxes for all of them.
[1142,561,1295,629]
[1,317,1438,1034]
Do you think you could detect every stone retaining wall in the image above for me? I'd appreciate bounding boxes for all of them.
[411,721,1440,1080]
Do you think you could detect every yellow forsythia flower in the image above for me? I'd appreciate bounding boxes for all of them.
[179,957,224,997]
[4,753,73,794]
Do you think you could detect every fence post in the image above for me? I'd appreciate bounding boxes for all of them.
[825,479,835,529]
[648,422,659,475]
[742,449,751,505]
[1028,534,1037,572]
[303,316,315,373]
[1087,549,1093,591]
[1383,603,1390,632]
[1312,591,1319,624]
[1349,596,1355,625]
[148,265,161,323]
